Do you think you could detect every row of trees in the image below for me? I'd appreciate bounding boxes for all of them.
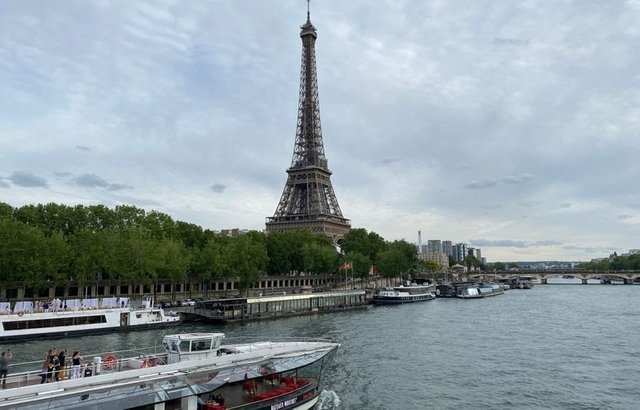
[0,203,427,294]
[578,253,640,271]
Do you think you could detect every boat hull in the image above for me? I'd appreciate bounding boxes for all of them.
[0,308,180,342]
[374,294,435,304]
[0,319,180,342]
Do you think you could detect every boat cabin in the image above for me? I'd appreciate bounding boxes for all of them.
[162,332,225,364]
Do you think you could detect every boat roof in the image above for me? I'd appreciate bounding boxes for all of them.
[162,332,225,341]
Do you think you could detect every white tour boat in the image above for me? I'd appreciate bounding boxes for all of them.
[0,332,339,410]
[0,297,180,342]
[373,283,436,305]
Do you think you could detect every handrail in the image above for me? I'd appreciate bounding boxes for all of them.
[7,345,163,374]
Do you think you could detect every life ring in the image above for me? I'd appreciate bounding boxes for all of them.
[17,312,23,317]
[103,354,117,369]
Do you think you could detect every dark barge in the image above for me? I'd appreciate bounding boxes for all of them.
[173,290,369,323]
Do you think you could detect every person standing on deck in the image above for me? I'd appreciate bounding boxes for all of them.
[71,351,83,379]
[51,354,60,381]
[57,349,66,380]
[40,356,52,384]
[0,350,12,388]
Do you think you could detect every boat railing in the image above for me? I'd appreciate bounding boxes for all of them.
[215,336,338,356]
[3,336,337,390]
[5,344,168,386]
[223,336,335,346]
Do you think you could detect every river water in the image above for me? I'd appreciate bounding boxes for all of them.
[4,283,639,409]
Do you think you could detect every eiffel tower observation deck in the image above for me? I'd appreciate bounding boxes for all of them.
[266,4,351,244]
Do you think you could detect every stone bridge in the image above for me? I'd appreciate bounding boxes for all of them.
[493,269,640,284]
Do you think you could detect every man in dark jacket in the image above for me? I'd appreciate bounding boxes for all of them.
[0,350,12,388]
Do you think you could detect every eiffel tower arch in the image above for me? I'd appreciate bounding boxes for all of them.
[266,6,350,244]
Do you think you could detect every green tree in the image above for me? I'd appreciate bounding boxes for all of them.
[377,248,412,278]
[302,242,337,275]
[340,228,387,266]
[0,202,14,219]
[192,237,225,298]
[492,262,506,271]
[221,235,268,295]
[42,230,71,283]
[265,232,293,274]
[464,255,481,270]
[344,251,372,280]
[155,238,191,299]
[0,218,45,283]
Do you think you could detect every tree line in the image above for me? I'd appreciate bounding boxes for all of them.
[0,202,425,294]
[578,253,640,271]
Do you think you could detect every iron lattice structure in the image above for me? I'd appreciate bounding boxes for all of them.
[266,10,350,243]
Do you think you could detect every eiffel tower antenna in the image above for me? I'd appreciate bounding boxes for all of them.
[266,2,351,243]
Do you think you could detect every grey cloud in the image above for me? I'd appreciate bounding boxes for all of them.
[210,184,226,193]
[74,174,132,191]
[76,145,91,151]
[562,245,614,254]
[501,174,534,184]
[469,239,528,248]
[380,158,401,166]
[107,183,133,191]
[74,174,109,188]
[8,171,48,188]
[532,240,563,246]
[492,37,531,46]
[617,214,633,220]
[517,201,541,208]
[469,239,563,248]
[478,204,502,211]
[463,179,498,190]
[465,174,533,190]
[0,178,9,188]
[54,172,72,179]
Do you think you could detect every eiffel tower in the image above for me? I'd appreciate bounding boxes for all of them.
[266,3,351,243]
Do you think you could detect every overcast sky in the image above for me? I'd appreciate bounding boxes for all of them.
[1,1,639,262]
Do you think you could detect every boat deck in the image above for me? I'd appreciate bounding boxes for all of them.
[1,371,318,410]
[0,338,337,409]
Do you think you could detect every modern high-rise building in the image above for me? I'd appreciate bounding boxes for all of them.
[427,240,442,253]
[266,6,350,243]
[442,240,453,257]
[453,243,467,263]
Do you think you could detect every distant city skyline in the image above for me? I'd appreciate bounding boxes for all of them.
[1,1,638,262]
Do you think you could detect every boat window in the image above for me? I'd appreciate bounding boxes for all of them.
[2,315,107,331]
[191,339,211,351]
[180,340,190,353]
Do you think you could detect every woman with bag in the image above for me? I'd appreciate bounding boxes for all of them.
[40,356,52,384]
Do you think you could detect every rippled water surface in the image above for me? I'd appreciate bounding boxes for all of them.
[4,284,640,409]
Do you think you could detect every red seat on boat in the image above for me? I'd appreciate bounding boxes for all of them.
[282,376,295,386]
[242,381,256,395]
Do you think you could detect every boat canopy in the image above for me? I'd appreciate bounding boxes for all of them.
[162,333,225,354]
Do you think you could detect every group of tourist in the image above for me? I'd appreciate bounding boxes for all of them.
[39,349,83,383]
[0,348,87,387]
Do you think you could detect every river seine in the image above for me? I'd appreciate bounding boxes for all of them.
[5,282,639,409]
